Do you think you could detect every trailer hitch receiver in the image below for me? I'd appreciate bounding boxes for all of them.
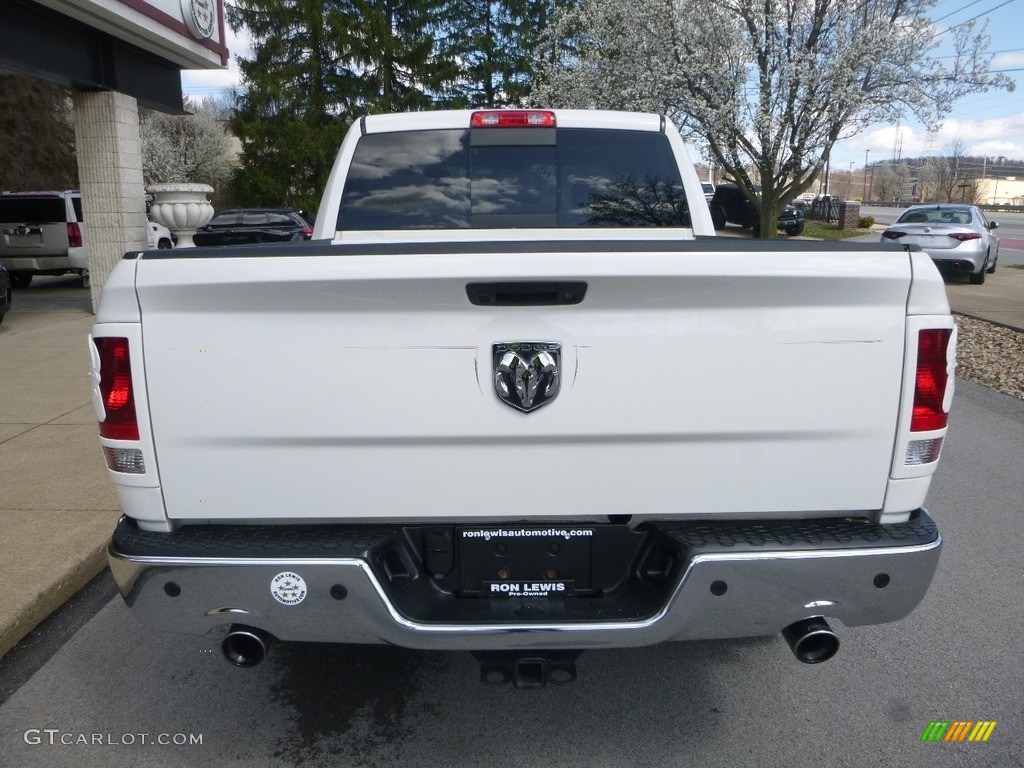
[473,650,583,688]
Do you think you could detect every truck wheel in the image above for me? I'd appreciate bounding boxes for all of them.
[9,273,32,289]
[711,207,726,230]
[158,238,173,249]
[786,222,805,236]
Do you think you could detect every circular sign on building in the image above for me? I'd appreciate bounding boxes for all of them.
[181,0,216,40]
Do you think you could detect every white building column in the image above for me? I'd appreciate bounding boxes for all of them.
[72,90,148,312]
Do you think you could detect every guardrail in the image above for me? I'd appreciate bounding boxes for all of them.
[856,201,1024,214]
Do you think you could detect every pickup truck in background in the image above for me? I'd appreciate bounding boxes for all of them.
[93,110,953,688]
[709,182,806,236]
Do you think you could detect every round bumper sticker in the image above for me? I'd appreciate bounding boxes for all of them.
[271,572,307,606]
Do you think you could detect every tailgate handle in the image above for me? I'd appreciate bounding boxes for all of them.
[466,281,587,307]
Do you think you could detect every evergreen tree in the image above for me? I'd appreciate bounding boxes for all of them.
[227,0,357,212]
[228,0,471,210]
[347,0,461,112]
[446,0,568,107]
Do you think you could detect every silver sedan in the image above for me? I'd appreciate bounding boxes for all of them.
[880,204,999,284]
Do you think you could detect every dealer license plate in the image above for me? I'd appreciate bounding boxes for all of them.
[458,526,594,597]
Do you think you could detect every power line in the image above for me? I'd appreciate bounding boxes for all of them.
[934,47,1024,59]
[935,0,1017,37]
[932,0,988,24]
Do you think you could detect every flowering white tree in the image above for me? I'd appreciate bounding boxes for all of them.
[141,100,234,198]
[874,162,912,202]
[532,0,1012,236]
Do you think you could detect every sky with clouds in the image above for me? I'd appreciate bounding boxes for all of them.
[830,0,1024,172]
[182,0,1024,176]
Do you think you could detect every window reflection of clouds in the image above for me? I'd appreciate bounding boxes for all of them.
[346,130,466,181]
[470,175,553,214]
[469,177,523,214]
[344,180,470,228]
[341,130,470,228]
[339,128,686,230]
[470,148,555,215]
[563,173,614,216]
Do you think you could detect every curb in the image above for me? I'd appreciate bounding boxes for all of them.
[0,541,109,660]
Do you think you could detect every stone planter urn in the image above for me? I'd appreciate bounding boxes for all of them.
[147,183,215,248]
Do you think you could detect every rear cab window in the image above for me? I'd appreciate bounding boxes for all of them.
[338,128,689,230]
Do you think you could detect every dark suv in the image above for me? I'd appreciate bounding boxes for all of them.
[709,183,805,237]
[193,209,314,247]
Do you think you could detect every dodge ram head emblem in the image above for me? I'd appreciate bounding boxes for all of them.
[493,342,561,413]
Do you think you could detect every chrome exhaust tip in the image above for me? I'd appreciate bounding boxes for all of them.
[782,617,840,664]
[221,625,273,668]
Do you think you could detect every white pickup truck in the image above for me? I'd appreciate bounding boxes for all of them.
[94,110,953,687]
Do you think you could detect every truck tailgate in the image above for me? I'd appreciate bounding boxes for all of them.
[133,242,912,522]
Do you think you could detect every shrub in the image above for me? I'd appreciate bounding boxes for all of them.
[858,216,875,228]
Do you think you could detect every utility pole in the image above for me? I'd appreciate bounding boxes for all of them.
[864,149,871,200]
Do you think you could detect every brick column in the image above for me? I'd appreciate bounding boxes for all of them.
[72,90,148,312]
[838,200,861,230]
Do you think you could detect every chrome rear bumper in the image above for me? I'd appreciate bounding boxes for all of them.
[108,511,941,650]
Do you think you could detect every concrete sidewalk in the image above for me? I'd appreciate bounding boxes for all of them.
[0,277,121,659]
[946,267,1024,330]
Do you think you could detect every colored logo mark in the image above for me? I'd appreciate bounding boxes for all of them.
[921,721,997,742]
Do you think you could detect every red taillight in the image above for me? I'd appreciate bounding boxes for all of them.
[95,337,140,440]
[911,329,951,432]
[881,230,906,240]
[948,232,981,242]
[471,110,556,128]
[67,221,83,248]
[301,226,313,237]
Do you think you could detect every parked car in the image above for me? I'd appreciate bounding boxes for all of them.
[193,209,314,247]
[709,182,805,236]
[147,220,174,249]
[880,204,999,285]
[0,190,88,288]
[0,265,11,323]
